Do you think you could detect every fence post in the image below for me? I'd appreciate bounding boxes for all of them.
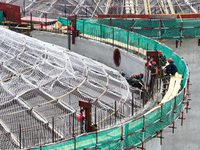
[113,27,115,46]
[73,113,75,137]
[132,19,134,32]
[127,31,129,51]
[132,92,134,116]
[100,23,102,42]
[159,19,161,40]
[30,13,33,31]
[19,124,22,149]
[74,136,76,150]
[86,7,88,18]
[64,5,67,18]
[180,15,183,45]
[23,0,25,17]
[120,125,124,149]
[45,13,47,31]
[138,115,146,149]
[138,38,140,56]
[95,130,98,149]
[83,21,85,38]
[68,31,71,50]
[115,101,117,124]
[52,117,55,143]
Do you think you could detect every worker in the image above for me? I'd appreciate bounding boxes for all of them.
[158,51,167,68]
[40,21,44,29]
[77,109,85,133]
[163,58,178,77]
[126,73,144,89]
[148,61,158,94]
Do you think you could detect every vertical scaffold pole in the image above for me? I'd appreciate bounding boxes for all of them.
[100,24,102,43]
[138,38,140,56]
[132,92,134,116]
[169,97,177,133]
[95,107,97,125]
[157,104,164,145]
[159,20,161,40]
[113,28,115,46]
[30,13,33,31]
[95,129,98,149]
[127,31,129,51]
[179,112,185,126]
[115,101,117,124]
[19,124,22,149]
[52,117,55,143]
[83,21,85,38]
[73,113,75,137]
[120,125,124,149]
[45,13,47,31]
[179,14,183,45]
[23,0,25,17]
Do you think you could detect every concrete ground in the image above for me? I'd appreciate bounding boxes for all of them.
[160,39,200,150]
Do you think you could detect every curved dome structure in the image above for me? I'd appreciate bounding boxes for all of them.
[1,0,200,18]
[0,1,192,150]
[0,27,137,149]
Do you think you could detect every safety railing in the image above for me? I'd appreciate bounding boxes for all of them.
[30,19,189,150]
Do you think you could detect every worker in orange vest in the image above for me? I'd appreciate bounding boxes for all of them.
[147,61,158,95]
[126,73,144,89]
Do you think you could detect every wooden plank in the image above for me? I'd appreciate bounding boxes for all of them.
[162,73,182,103]
[161,77,176,102]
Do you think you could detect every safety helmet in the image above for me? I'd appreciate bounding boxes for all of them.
[70,27,74,31]
[158,51,162,55]
[168,58,173,63]
[67,25,71,30]
[140,73,144,78]
[152,61,156,65]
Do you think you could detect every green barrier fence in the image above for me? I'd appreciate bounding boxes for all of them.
[58,17,200,40]
[31,18,189,150]
[0,11,4,25]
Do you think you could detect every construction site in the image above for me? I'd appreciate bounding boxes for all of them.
[0,0,199,150]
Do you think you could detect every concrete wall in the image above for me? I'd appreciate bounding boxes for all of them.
[31,31,145,76]
[160,39,200,150]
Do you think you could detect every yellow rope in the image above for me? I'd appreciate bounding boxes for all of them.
[97,82,130,125]
[174,0,184,13]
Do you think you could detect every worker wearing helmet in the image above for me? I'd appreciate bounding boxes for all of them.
[126,73,144,89]
[164,58,178,77]
[148,61,158,94]
[158,51,167,68]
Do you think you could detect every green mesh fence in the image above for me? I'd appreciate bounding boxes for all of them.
[75,18,200,40]
[0,11,4,25]
[31,18,189,150]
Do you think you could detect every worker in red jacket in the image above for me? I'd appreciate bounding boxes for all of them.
[78,109,85,133]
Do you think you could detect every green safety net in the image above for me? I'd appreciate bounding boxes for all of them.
[72,18,200,40]
[32,18,189,150]
[0,11,4,24]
